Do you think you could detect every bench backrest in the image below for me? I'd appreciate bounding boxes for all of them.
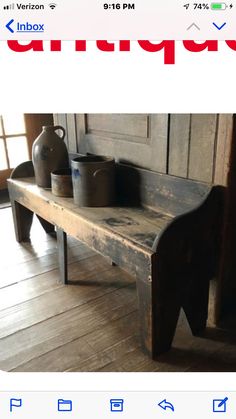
[11,157,213,217]
[69,154,212,216]
[116,164,212,216]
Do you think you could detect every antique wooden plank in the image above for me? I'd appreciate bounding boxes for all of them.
[66,114,78,153]
[11,161,35,179]
[71,206,172,250]
[66,335,140,372]
[0,271,136,370]
[215,114,236,325]
[0,280,136,340]
[147,114,169,173]
[77,114,169,173]
[84,310,138,352]
[97,346,160,372]
[75,114,86,151]
[8,179,153,281]
[2,202,236,371]
[1,228,82,270]
[11,335,96,372]
[7,159,223,360]
[66,351,113,373]
[188,114,218,182]
[0,283,135,371]
[116,164,211,215]
[0,272,63,312]
[53,114,59,126]
[1,207,57,258]
[168,114,191,178]
[86,114,149,140]
[59,113,231,185]
[10,312,138,372]
[13,335,139,372]
[0,265,134,354]
[214,114,233,186]
[1,245,95,288]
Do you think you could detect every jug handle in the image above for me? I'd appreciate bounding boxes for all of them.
[53,126,66,141]
[93,168,109,178]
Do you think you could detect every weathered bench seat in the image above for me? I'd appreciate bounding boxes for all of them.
[7,160,225,359]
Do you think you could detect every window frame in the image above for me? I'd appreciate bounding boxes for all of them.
[0,114,29,171]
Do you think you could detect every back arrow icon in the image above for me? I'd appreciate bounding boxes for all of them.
[158,399,175,412]
[6,19,14,33]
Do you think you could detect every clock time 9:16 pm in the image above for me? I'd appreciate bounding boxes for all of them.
[103,3,135,10]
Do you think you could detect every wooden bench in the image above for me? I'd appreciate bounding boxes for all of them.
[7,159,225,359]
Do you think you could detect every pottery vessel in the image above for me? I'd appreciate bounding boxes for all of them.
[51,168,73,197]
[71,155,115,207]
[32,125,69,188]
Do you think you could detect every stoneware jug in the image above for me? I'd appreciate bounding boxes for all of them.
[71,155,115,206]
[32,125,69,188]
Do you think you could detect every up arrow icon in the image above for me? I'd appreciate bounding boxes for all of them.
[187,22,200,31]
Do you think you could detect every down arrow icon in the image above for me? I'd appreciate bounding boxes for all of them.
[213,22,226,30]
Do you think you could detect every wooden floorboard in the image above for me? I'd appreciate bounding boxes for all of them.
[1,207,236,372]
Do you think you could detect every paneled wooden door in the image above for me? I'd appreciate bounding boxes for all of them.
[54,113,232,186]
[55,114,169,173]
[77,114,170,173]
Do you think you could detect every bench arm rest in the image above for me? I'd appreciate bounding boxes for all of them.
[152,185,226,278]
[10,160,35,179]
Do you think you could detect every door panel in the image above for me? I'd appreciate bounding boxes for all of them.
[54,113,233,186]
[75,114,169,173]
[86,114,149,141]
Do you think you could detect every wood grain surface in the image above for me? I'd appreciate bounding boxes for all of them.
[1,208,236,372]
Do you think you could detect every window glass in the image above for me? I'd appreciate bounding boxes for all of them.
[7,136,29,168]
[1,113,26,135]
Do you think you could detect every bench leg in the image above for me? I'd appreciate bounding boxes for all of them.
[136,278,153,356]
[136,275,181,359]
[37,215,55,235]
[10,199,34,242]
[153,295,181,356]
[182,273,209,335]
[57,227,68,284]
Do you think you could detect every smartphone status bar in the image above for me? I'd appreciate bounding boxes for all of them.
[0,0,236,39]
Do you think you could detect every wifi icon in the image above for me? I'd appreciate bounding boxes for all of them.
[49,3,57,9]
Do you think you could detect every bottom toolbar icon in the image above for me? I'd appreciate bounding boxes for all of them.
[110,399,124,412]
[58,399,72,412]
[158,399,175,412]
[213,397,228,413]
[10,398,22,412]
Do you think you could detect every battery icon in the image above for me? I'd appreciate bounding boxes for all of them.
[211,3,227,9]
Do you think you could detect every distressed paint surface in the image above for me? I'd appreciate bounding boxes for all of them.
[8,161,225,359]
